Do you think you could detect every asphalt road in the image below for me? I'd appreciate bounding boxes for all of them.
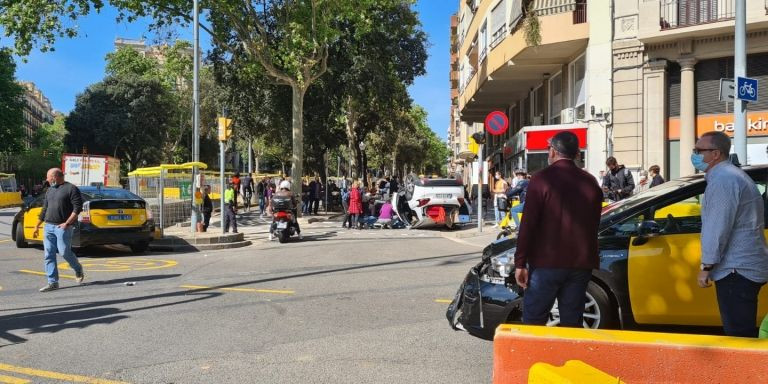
[0,208,493,383]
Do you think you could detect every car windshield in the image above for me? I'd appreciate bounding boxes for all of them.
[600,175,702,224]
[81,188,140,200]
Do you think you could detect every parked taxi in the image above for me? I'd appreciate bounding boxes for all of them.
[12,186,155,253]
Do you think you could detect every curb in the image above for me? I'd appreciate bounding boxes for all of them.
[150,240,252,252]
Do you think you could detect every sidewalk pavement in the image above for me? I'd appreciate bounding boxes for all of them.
[151,207,506,252]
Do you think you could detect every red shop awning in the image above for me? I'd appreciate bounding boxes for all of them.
[524,124,588,151]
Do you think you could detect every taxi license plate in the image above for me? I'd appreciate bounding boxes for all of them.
[277,222,288,229]
[107,214,132,221]
[435,194,452,199]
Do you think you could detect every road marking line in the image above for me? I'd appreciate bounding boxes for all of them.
[180,285,294,295]
[0,239,12,244]
[434,299,453,304]
[443,236,486,248]
[0,363,129,384]
[18,270,76,280]
[0,374,30,384]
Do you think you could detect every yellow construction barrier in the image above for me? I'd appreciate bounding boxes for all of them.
[0,192,23,208]
[494,324,768,384]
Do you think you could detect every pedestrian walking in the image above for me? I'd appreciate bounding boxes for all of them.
[514,131,603,327]
[301,178,310,214]
[310,176,322,215]
[603,157,635,201]
[242,173,254,211]
[649,165,665,187]
[695,131,768,337]
[341,186,353,229]
[231,173,241,208]
[491,171,509,228]
[201,185,213,232]
[348,181,363,229]
[33,168,86,292]
[258,178,267,216]
[224,183,238,233]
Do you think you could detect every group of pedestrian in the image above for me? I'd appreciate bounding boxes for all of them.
[301,176,325,215]
[341,176,400,230]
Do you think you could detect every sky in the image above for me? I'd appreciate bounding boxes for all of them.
[5,0,453,140]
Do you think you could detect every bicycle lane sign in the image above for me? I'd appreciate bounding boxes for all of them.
[737,76,758,102]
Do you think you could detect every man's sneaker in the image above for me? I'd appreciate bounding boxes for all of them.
[39,282,59,292]
[76,272,85,285]
[268,233,273,241]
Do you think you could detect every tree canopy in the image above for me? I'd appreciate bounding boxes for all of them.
[0,49,25,154]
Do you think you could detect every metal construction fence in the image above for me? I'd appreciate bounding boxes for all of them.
[128,162,284,235]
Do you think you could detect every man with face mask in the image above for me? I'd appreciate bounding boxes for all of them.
[695,131,768,337]
[514,131,603,327]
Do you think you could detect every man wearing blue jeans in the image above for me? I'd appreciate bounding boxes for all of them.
[34,168,85,292]
[506,169,529,230]
[514,132,603,326]
[695,131,768,337]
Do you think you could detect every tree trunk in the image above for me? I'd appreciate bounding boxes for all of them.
[290,84,307,200]
[345,98,358,179]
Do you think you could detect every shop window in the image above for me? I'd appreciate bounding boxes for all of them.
[549,73,562,124]
[569,55,586,120]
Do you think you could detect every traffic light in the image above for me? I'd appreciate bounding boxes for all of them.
[217,117,233,141]
[471,132,486,145]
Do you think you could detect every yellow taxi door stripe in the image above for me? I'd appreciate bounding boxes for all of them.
[18,270,76,280]
[180,285,294,295]
[0,364,129,384]
[0,374,30,384]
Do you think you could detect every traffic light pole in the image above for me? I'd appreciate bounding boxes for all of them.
[190,0,201,234]
[477,144,483,232]
[220,140,226,235]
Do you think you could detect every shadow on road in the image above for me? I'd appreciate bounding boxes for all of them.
[0,277,221,347]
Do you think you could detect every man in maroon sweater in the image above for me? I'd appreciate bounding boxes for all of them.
[514,131,603,326]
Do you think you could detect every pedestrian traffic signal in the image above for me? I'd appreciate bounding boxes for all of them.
[218,117,233,141]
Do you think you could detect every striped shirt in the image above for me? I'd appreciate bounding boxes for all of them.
[701,161,768,283]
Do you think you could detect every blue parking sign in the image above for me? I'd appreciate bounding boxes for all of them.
[737,77,758,102]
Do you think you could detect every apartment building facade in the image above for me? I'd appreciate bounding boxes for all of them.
[19,81,54,149]
[451,0,613,184]
[614,0,768,180]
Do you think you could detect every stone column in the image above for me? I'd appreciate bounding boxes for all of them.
[678,58,697,177]
[643,60,668,175]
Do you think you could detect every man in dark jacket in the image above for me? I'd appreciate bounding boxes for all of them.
[33,168,85,292]
[201,185,213,231]
[514,132,603,327]
[603,157,635,201]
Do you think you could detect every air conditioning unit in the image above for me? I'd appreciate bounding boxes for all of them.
[532,115,543,125]
[561,108,575,124]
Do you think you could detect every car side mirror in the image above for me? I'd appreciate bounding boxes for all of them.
[632,220,660,246]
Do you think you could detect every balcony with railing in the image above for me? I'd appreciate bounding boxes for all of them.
[660,0,734,30]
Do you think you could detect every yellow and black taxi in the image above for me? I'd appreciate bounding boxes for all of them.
[12,186,155,253]
[447,164,768,340]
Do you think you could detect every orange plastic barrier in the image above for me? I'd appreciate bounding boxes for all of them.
[494,324,768,384]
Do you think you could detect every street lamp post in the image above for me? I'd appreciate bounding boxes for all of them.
[358,141,367,187]
[190,0,201,234]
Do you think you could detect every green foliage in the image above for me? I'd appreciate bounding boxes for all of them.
[0,49,25,153]
[64,75,173,170]
[105,46,159,79]
[524,2,541,47]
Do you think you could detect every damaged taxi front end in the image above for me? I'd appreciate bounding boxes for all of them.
[446,236,523,340]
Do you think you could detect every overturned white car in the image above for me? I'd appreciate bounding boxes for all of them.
[392,175,472,229]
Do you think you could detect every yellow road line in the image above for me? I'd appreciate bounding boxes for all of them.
[0,374,30,384]
[0,239,12,244]
[18,270,76,280]
[434,299,453,304]
[180,285,294,295]
[0,364,128,384]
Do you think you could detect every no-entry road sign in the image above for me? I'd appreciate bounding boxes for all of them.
[485,111,509,136]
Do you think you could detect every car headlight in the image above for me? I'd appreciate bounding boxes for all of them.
[490,248,516,278]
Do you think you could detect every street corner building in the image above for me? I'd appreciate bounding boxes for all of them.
[447,0,768,185]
